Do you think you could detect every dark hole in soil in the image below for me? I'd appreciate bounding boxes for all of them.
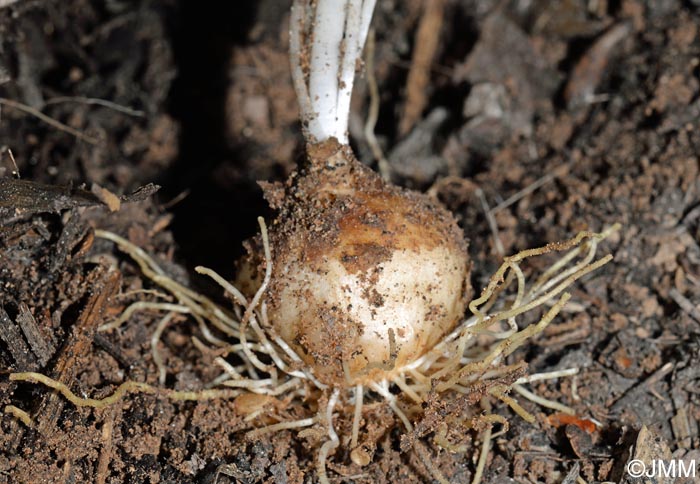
[161,1,264,278]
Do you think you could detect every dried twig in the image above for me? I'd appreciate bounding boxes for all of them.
[0,97,100,145]
[490,162,570,215]
[669,288,700,326]
[44,96,145,117]
[610,362,675,411]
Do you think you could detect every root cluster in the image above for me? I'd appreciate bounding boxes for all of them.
[9,221,618,484]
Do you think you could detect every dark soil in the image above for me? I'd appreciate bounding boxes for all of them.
[1,0,699,483]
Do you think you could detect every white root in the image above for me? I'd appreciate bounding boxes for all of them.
[237,217,274,373]
[91,222,618,482]
[99,301,190,332]
[472,414,493,484]
[512,384,576,415]
[194,266,247,306]
[246,416,317,439]
[351,384,363,450]
[515,368,579,384]
[317,389,341,484]
[151,312,175,385]
[371,381,413,432]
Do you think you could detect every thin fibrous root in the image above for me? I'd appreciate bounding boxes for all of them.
[95,229,243,340]
[429,225,618,383]
[10,372,239,408]
[246,416,317,438]
[236,217,275,374]
[436,292,572,392]
[99,301,189,332]
[515,368,579,384]
[151,312,176,385]
[197,218,313,386]
[87,220,617,483]
[317,389,341,484]
[415,440,449,484]
[471,411,492,484]
[351,384,363,450]
[96,220,307,392]
[488,384,536,423]
[3,405,33,427]
[512,383,576,415]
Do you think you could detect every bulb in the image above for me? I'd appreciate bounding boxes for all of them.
[239,139,469,387]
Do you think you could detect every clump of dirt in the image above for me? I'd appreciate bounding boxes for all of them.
[1,0,699,483]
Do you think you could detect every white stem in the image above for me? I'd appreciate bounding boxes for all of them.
[309,1,345,139]
[289,1,316,134]
[335,2,361,142]
[290,0,377,144]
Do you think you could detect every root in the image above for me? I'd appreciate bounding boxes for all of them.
[95,218,308,400]
[245,416,317,438]
[357,328,397,377]
[435,292,572,393]
[9,372,239,408]
[372,380,413,431]
[434,423,468,453]
[488,384,536,423]
[351,384,363,450]
[99,301,189,332]
[428,225,618,388]
[515,368,578,384]
[194,266,247,306]
[472,414,492,484]
[62,223,618,483]
[95,229,242,340]
[415,440,449,484]
[512,383,575,415]
[317,389,341,484]
[390,225,617,481]
[151,312,175,385]
[394,374,423,404]
[3,405,33,427]
[363,29,391,180]
[237,217,274,374]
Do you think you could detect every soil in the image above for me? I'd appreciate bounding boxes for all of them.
[1,0,699,483]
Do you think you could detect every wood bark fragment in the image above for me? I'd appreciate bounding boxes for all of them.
[17,302,55,367]
[0,178,159,218]
[96,405,119,484]
[624,426,673,484]
[33,268,121,436]
[564,22,631,109]
[670,407,692,449]
[0,305,34,369]
[50,209,86,272]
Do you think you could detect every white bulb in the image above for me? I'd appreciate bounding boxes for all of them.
[239,141,469,387]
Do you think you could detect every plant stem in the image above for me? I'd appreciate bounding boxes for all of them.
[290,0,377,145]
